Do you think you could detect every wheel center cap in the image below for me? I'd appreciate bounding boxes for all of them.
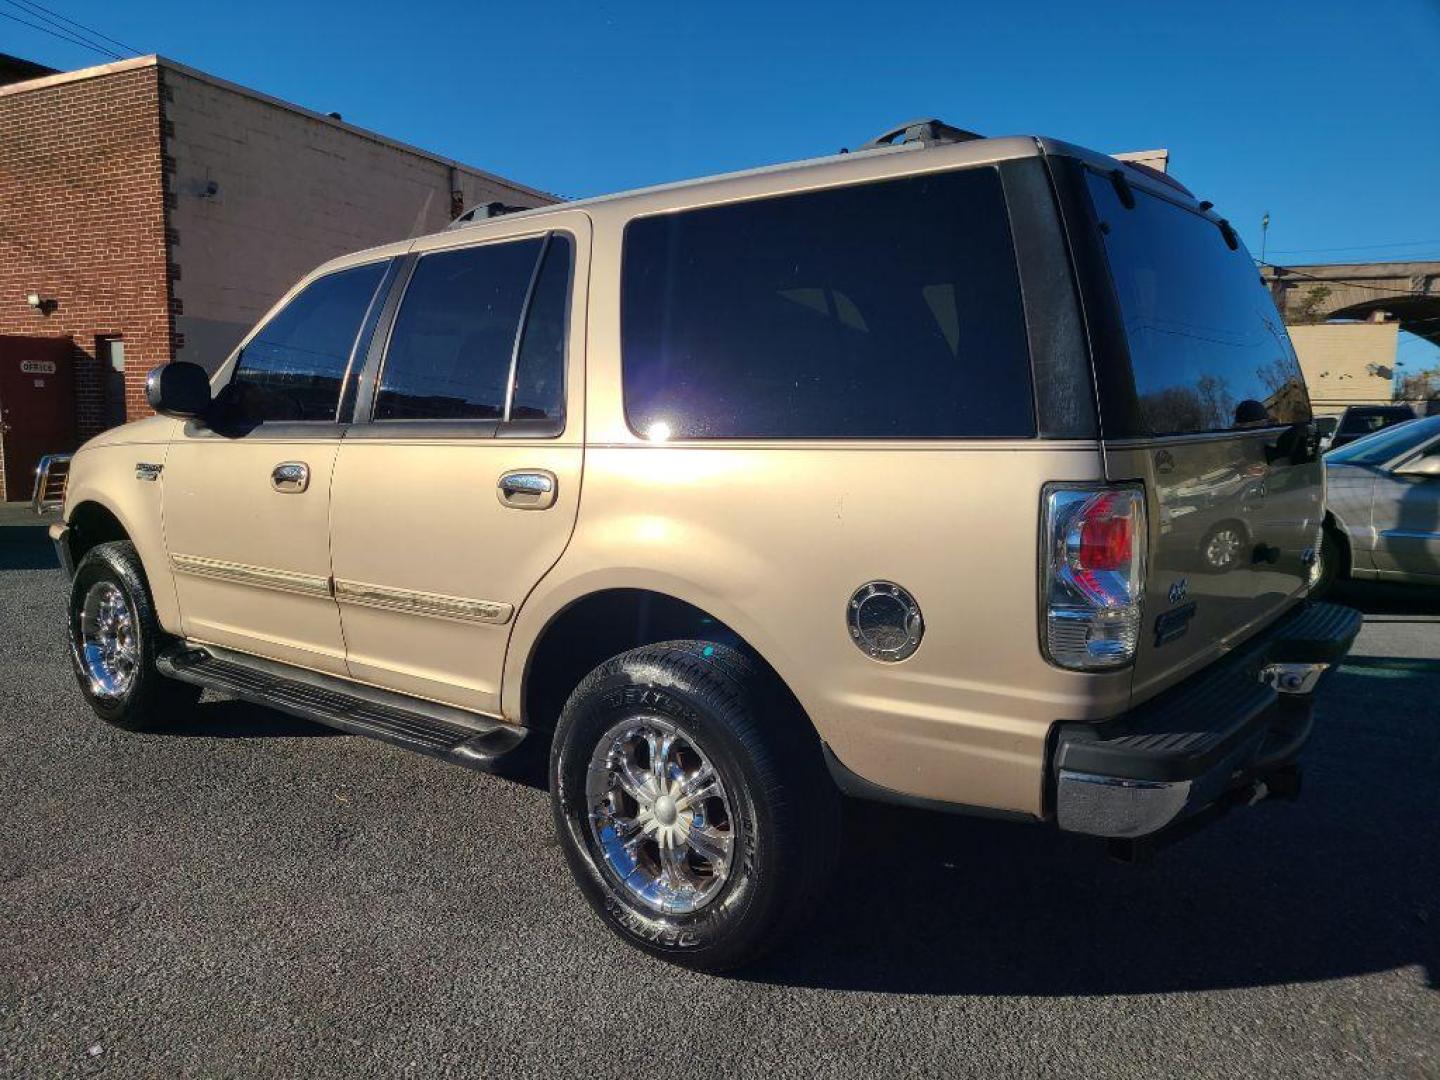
[653,794,678,826]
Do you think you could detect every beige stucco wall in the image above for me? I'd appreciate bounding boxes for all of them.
[164,62,553,370]
[1288,322,1399,416]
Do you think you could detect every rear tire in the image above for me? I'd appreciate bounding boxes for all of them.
[549,640,840,972]
[67,541,201,730]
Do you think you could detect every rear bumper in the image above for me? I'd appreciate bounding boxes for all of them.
[1052,600,1361,840]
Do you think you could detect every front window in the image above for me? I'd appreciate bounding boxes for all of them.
[226,262,389,423]
[1086,171,1311,436]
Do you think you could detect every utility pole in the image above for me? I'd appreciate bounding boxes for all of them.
[1260,212,1270,263]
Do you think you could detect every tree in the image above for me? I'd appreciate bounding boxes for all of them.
[1290,285,1333,325]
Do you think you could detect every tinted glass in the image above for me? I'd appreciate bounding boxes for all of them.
[1327,417,1436,465]
[1337,407,1412,435]
[374,238,543,421]
[1087,173,1311,436]
[228,262,387,422]
[508,235,572,422]
[621,167,1034,439]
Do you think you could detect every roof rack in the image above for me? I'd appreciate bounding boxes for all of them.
[854,118,984,152]
[447,200,529,230]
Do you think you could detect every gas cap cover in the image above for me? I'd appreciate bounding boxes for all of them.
[846,581,924,662]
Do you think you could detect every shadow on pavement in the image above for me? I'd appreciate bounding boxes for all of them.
[165,699,341,739]
[1329,578,1440,619]
[744,667,1439,996]
[744,584,1440,997]
[0,519,59,571]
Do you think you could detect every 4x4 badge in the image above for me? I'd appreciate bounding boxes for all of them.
[1168,578,1189,605]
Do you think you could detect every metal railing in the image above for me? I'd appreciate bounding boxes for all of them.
[31,453,72,514]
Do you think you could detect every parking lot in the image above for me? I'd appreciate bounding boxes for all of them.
[1,511,1436,1079]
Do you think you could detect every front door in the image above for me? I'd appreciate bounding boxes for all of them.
[0,335,75,501]
[1370,436,1440,581]
[163,259,393,673]
[328,219,587,716]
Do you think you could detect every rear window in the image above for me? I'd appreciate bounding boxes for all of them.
[1336,407,1411,435]
[621,167,1034,439]
[1086,172,1311,436]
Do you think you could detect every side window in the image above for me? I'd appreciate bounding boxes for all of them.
[508,235,573,422]
[373,238,544,422]
[620,167,1034,439]
[228,262,388,423]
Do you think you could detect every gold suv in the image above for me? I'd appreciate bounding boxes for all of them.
[52,121,1360,971]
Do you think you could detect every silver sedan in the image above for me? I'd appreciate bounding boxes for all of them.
[1322,414,1440,587]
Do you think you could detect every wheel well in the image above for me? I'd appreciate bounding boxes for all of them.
[1324,511,1352,573]
[66,501,129,565]
[520,589,799,740]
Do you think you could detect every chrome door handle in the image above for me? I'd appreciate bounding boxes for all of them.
[271,461,310,493]
[497,469,557,510]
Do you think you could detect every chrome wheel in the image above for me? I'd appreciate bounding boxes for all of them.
[586,715,737,915]
[77,581,139,700]
[1205,528,1242,569]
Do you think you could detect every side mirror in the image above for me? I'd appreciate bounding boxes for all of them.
[145,361,212,420]
[1395,456,1440,479]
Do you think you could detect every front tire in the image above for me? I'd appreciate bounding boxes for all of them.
[550,641,839,972]
[67,541,201,730]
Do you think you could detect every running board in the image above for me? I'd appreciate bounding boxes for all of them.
[156,644,527,771]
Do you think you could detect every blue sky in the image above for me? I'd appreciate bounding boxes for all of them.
[7,0,1440,367]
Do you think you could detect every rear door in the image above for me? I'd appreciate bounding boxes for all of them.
[327,215,587,716]
[1073,164,1322,700]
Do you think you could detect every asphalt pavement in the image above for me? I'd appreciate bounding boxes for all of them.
[1,509,1437,1078]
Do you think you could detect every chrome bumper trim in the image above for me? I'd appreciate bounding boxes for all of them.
[1055,770,1193,839]
[1258,662,1329,695]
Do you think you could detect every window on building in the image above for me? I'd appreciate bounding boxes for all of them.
[374,238,545,422]
[620,167,1035,439]
[226,261,388,423]
[98,337,125,428]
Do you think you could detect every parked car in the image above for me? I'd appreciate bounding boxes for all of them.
[1327,404,1417,450]
[1314,415,1339,451]
[49,121,1359,971]
[1321,414,1440,588]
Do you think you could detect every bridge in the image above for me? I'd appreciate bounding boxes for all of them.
[1261,260,1440,346]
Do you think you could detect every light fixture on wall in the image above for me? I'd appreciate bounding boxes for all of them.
[198,179,219,199]
[26,292,56,315]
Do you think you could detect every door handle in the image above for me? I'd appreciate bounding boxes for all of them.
[271,461,310,493]
[497,469,557,510]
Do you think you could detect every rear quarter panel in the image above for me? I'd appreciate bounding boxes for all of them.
[506,441,1122,816]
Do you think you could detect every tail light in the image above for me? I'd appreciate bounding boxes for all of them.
[1041,484,1146,670]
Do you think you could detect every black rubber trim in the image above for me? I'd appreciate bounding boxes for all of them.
[51,524,75,578]
[999,157,1097,440]
[156,644,527,770]
[1053,600,1359,783]
[821,743,1041,824]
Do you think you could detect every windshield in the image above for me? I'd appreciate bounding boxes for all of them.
[1327,416,1438,465]
[1086,171,1311,436]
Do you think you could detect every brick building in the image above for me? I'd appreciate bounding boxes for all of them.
[0,55,553,500]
